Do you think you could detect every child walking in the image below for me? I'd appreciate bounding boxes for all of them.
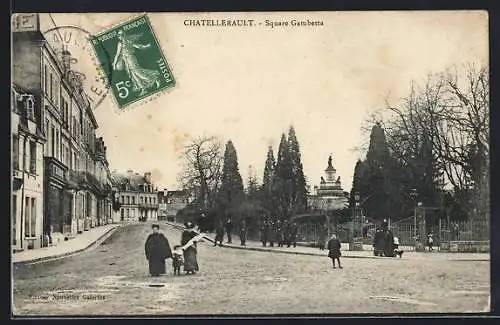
[327,234,343,269]
[172,245,184,275]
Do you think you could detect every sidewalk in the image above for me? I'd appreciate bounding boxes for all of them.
[12,224,121,264]
[165,222,489,261]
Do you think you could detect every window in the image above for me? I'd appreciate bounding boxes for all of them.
[26,98,34,120]
[50,126,55,157]
[121,196,124,204]
[120,208,124,220]
[127,196,130,204]
[153,197,156,204]
[30,198,36,237]
[29,141,36,174]
[49,73,54,101]
[126,208,130,218]
[12,194,17,245]
[132,196,135,205]
[80,109,83,134]
[24,197,30,238]
[12,135,19,170]
[140,196,143,204]
[44,65,48,95]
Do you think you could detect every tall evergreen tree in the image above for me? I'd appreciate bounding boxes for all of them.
[349,159,365,208]
[360,123,394,221]
[274,133,294,220]
[247,165,260,199]
[218,140,244,214]
[262,146,276,215]
[288,126,308,214]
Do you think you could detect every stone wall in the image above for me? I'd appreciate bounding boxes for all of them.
[446,241,490,253]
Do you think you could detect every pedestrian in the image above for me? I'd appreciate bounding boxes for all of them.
[373,228,384,257]
[225,216,233,244]
[172,245,184,275]
[198,213,207,233]
[427,233,434,252]
[288,222,298,248]
[214,219,224,247]
[239,219,247,246]
[277,220,284,247]
[318,225,328,250]
[144,224,173,277]
[327,234,343,269]
[181,221,200,275]
[260,219,269,247]
[393,237,404,258]
[268,220,277,247]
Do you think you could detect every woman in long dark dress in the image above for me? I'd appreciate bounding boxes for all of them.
[181,221,199,274]
[327,234,343,269]
[145,224,172,276]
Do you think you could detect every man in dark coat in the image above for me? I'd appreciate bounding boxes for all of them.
[239,219,247,246]
[268,220,277,247]
[288,222,298,248]
[214,219,224,246]
[225,216,233,244]
[383,229,396,257]
[145,224,172,276]
[197,213,207,232]
[373,228,385,257]
[260,219,269,247]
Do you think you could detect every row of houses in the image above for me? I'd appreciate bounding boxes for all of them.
[11,14,193,252]
[11,17,116,251]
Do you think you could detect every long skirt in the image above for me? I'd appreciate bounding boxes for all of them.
[183,247,199,272]
[148,258,166,276]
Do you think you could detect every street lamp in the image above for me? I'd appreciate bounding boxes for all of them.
[349,192,363,251]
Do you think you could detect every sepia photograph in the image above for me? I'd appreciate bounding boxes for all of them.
[11,11,490,316]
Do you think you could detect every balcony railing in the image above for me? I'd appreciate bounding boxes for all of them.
[139,203,159,209]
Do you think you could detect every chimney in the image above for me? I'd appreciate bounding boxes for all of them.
[61,46,72,75]
[127,169,134,175]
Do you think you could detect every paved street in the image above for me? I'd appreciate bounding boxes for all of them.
[12,222,490,315]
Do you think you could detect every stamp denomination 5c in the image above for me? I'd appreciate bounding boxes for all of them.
[90,14,176,109]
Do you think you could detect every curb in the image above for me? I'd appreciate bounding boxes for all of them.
[164,222,388,260]
[13,225,122,265]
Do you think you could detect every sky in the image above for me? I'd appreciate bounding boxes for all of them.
[43,11,488,192]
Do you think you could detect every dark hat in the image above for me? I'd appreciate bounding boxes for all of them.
[184,221,195,229]
[151,224,160,229]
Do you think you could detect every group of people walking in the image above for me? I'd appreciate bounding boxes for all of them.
[259,218,299,248]
[144,222,201,277]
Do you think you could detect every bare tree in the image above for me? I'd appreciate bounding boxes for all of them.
[177,135,223,210]
[380,64,489,220]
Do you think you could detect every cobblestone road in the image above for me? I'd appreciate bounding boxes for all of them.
[12,222,490,315]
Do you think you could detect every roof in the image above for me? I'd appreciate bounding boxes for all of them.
[111,171,152,191]
[12,83,31,95]
[166,190,189,198]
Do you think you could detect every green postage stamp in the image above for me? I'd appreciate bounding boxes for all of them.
[90,14,176,109]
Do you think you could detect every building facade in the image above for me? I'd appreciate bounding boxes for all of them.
[157,190,191,221]
[11,85,46,250]
[112,171,159,222]
[12,14,113,246]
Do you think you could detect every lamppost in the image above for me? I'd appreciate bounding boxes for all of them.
[349,192,363,251]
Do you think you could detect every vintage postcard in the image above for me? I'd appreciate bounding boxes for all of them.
[11,11,490,316]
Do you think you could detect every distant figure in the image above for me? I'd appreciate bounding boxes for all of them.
[318,225,328,250]
[172,245,184,275]
[288,222,298,248]
[336,176,341,183]
[427,233,434,252]
[144,224,172,276]
[198,213,207,232]
[373,228,385,257]
[225,216,233,244]
[327,234,343,269]
[260,219,269,247]
[239,219,247,246]
[320,176,326,184]
[268,220,278,247]
[393,237,404,258]
[181,222,199,275]
[214,219,224,247]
